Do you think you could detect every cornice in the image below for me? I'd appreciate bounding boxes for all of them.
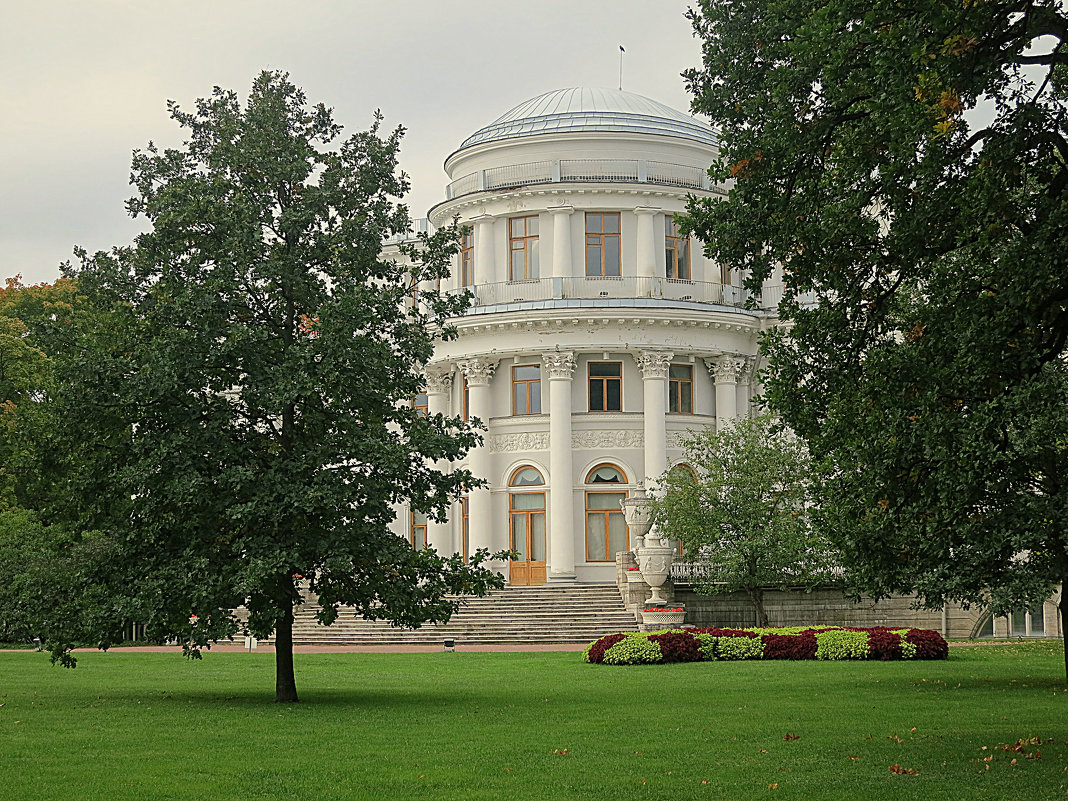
[450,306,760,337]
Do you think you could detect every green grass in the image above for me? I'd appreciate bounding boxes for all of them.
[0,641,1065,801]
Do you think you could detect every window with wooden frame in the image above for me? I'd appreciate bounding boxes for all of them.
[508,216,540,281]
[461,496,469,563]
[665,215,691,280]
[413,392,428,417]
[461,376,469,421]
[584,464,628,561]
[668,364,693,414]
[460,229,474,287]
[585,212,621,276]
[588,362,622,412]
[410,510,428,550]
[512,364,542,415]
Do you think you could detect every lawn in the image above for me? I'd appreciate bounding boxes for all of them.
[0,641,1065,801]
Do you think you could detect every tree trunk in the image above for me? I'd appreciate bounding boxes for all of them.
[1060,580,1067,687]
[275,600,299,703]
[750,586,769,628]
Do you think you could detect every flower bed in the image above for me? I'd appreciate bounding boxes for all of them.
[582,626,948,665]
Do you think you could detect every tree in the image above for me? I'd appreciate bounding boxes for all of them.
[41,71,504,701]
[684,1,1068,675]
[650,415,834,626]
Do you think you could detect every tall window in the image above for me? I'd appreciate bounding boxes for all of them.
[668,364,693,413]
[413,393,428,417]
[460,229,474,287]
[665,216,691,280]
[585,465,628,561]
[461,376,469,421]
[588,362,622,412]
[585,212,621,276]
[410,510,427,550]
[512,364,542,415]
[509,216,540,280]
[509,467,546,585]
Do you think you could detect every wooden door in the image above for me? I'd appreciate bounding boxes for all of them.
[510,492,546,586]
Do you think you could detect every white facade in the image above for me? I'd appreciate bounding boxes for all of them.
[386,88,782,585]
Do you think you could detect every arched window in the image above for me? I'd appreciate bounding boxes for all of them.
[584,464,628,561]
[509,466,546,585]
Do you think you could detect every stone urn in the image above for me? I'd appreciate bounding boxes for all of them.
[635,525,675,606]
[620,483,653,552]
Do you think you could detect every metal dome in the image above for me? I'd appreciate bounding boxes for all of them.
[456,87,718,151]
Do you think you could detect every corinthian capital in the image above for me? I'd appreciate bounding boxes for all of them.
[705,354,747,383]
[457,358,498,387]
[425,366,454,395]
[636,350,674,380]
[541,351,576,380]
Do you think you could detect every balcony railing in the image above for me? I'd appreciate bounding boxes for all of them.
[445,159,724,200]
[452,277,780,310]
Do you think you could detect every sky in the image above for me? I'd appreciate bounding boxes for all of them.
[2,0,705,286]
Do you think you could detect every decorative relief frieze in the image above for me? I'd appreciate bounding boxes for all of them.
[486,432,550,453]
[572,429,644,449]
[542,351,576,380]
[636,350,674,380]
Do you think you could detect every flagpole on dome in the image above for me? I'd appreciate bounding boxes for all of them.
[618,45,625,91]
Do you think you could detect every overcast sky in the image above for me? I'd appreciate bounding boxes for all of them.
[2,0,705,285]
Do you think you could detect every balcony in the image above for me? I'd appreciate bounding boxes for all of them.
[444,159,726,201]
[451,277,783,311]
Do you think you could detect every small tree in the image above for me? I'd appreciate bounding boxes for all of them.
[36,72,505,702]
[651,415,834,626]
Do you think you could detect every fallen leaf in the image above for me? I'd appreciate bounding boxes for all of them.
[768,783,778,789]
[1011,758,1017,766]
[889,733,904,744]
[701,780,708,785]
[910,727,917,733]
[888,764,919,775]
[848,756,859,761]
[784,734,801,741]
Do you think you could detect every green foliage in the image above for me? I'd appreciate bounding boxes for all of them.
[717,634,765,661]
[684,0,1068,678]
[814,629,870,661]
[651,414,836,625]
[30,72,506,699]
[601,636,663,665]
[694,631,719,660]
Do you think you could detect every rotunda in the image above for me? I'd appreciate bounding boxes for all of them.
[389,87,782,585]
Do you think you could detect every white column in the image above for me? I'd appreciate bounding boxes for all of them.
[425,367,454,555]
[472,215,496,285]
[457,358,498,564]
[636,350,673,487]
[543,351,576,581]
[548,206,573,279]
[634,207,660,281]
[706,355,746,432]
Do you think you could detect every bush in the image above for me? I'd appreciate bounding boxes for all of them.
[583,626,948,665]
[601,636,662,665]
[814,629,870,660]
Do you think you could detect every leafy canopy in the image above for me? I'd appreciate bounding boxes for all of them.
[684,0,1068,635]
[39,71,503,700]
[650,415,834,626]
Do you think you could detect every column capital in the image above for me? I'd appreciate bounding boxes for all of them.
[457,357,498,387]
[547,204,574,215]
[470,213,495,225]
[425,366,454,395]
[705,354,747,383]
[633,205,661,216]
[636,350,674,380]
[542,351,576,380]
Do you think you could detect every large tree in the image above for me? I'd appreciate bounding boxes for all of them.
[685,2,1068,673]
[650,415,834,626]
[41,72,504,701]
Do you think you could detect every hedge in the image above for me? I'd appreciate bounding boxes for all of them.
[582,626,949,665]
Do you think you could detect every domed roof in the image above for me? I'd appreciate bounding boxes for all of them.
[455,87,718,151]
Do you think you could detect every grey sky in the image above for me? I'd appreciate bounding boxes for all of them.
[2,0,704,285]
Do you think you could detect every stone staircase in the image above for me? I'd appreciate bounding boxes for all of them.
[289,583,638,646]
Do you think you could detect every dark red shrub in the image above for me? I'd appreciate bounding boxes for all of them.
[586,633,628,664]
[649,631,701,663]
[762,632,818,659]
[904,628,949,660]
[867,628,903,660]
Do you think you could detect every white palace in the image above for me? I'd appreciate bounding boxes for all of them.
[384,86,782,586]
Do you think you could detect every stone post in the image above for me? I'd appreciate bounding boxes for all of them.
[543,351,576,581]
